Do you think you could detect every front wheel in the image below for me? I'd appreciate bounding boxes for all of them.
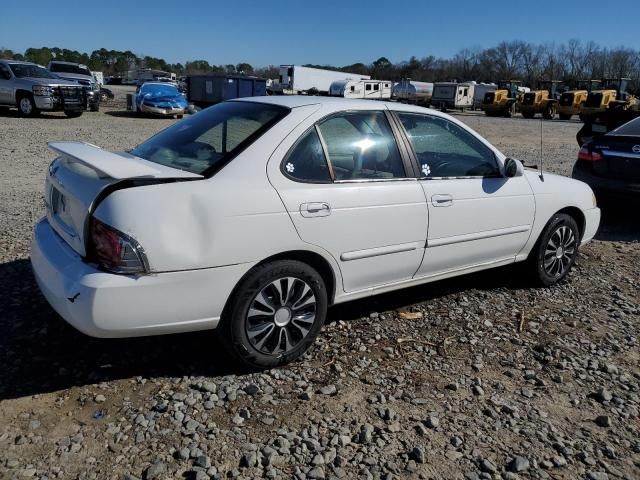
[528,213,580,286]
[219,260,328,369]
[18,94,38,117]
[65,110,83,118]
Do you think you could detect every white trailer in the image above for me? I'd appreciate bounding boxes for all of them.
[329,79,392,99]
[91,71,104,87]
[431,82,475,111]
[472,82,497,110]
[274,65,370,95]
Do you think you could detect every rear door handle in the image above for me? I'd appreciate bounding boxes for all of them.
[431,194,453,207]
[300,202,331,217]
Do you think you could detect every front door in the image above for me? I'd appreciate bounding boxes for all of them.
[0,63,13,104]
[394,112,535,277]
[271,110,428,293]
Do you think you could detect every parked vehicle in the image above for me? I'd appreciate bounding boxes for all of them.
[126,68,176,84]
[31,97,600,369]
[392,80,434,105]
[273,65,370,95]
[99,87,114,102]
[518,80,563,120]
[572,115,640,202]
[0,60,85,117]
[557,80,601,120]
[48,61,100,112]
[128,82,188,118]
[472,83,497,110]
[580,78,638,119]
[187,75,267,107]
[482,80,527,117]
[329,79,392,99]
[431,82,474,111]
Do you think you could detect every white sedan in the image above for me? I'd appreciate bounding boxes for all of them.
[31,97,600,368]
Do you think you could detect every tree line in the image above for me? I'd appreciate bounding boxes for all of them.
[1,40,639,91]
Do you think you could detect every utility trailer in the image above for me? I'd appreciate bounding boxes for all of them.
[187,75,267,107]
[273,65,370,95]
[329,79,392,99]
[431,82,475,111]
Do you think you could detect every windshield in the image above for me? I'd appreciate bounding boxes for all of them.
[609,116,640,137]
[130,101,289,175]
[140,84,180,98]
[9,63,57,79]
[49,63,91,76]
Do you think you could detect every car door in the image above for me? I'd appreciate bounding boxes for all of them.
[393,111,535,277]
[270,109,428,293]
[0,63,13,104]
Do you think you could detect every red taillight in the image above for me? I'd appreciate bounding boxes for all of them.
[578,145,602,161]
[88,218,147,274]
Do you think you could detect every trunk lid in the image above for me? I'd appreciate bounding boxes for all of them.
[45,141,202,256]
[594,136,640,181]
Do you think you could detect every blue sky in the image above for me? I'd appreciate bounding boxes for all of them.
[2,0,639,67]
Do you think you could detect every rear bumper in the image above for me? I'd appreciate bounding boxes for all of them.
[572,164,640,199]
[30,218,251,338]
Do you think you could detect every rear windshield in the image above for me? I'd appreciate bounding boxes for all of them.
[130,101,289,175]
[609,116,640,136]
[9,63,57,79]
[49,63,91,76]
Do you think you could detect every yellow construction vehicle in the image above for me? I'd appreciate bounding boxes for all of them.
[481,80,521,117]
[557,80,601,120]
[518,80,563,119]
[580,78,637,119]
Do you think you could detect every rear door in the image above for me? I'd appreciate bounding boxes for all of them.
[269,108,428,293]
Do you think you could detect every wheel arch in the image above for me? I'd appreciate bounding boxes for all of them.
[555,206,586,240]
[15,89,32,99]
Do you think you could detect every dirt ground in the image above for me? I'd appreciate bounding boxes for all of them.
[0,90,638,480]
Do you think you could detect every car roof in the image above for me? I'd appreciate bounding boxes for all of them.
[233,95,452,118]
[1,60,39,65]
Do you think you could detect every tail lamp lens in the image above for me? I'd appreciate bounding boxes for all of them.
[88,218,147,274]
[578,145,602,161]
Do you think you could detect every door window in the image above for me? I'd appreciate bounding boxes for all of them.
[0,64,11,80]
[317,112,406,180]
[396,113,500,178]
[281,128,332,183]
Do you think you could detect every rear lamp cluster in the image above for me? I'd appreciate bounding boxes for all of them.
[577,145,602,162]
[87,218,148,274]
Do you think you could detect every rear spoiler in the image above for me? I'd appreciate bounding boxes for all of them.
[48,141,203,180]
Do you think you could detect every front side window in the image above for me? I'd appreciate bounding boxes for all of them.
[131,101,288,175]
[9,63,57,79]
[317,111,405,180]
[0,64,11,80]
[397,113,499,178]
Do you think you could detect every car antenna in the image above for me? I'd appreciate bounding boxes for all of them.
[539,117,545,181]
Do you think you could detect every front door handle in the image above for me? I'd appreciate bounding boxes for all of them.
[431,194,453,207]
[300,202,331,217]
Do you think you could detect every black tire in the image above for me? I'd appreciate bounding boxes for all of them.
[0,106,9,115]
[17,94,38,117]
[559,113,572,121]
[527,213,580,287]
[218,260,328,369]
[521,111,535,119]
[542,103,555,120]
[65,110,83,118]
[90,103,100,112]
[176,114,184,119]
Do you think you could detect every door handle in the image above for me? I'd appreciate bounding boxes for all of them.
[431,194,453,207]
[300,202,331,217]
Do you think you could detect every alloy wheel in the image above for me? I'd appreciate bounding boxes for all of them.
[245,277,316,355]
[543,225,576,277]
[20,98,32,115]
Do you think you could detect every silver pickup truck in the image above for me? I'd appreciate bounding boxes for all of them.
[0,60,86,117]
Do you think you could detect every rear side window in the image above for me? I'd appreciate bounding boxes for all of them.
[282,129,332,183]
[610,116,640,136]
[131,101,288,175]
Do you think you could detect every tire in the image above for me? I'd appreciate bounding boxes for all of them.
[177,114,184,119]
[559,113,572,121]
[528,213,580,287]
[100,92,109,102]
[542,103,555,120]
[0,106,9,115]
[65,110,83,118]
[17,94,38,117]
[218,260,328,369]
[521,111,535,119]
[90,103,99,112]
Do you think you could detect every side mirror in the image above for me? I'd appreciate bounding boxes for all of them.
[504,157,524,178]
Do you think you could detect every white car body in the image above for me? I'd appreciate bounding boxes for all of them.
[31,97,600,341]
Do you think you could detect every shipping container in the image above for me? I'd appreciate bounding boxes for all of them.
[187,75,267,106]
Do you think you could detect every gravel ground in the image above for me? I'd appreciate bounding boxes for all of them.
[1,92,638,480]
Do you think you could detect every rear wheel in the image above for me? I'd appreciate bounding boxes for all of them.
[17,94,38,117]
[528,213,580,286]
[542,103,556,120]
[65,110,83,118]
[219,260,328,369]
[559,113,572,120]
[521,111,535,119]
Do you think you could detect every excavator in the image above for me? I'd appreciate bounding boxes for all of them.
[557,80,601,120]
[517,80,563,119]
[481,80,522,117]
[580,78,637,119]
